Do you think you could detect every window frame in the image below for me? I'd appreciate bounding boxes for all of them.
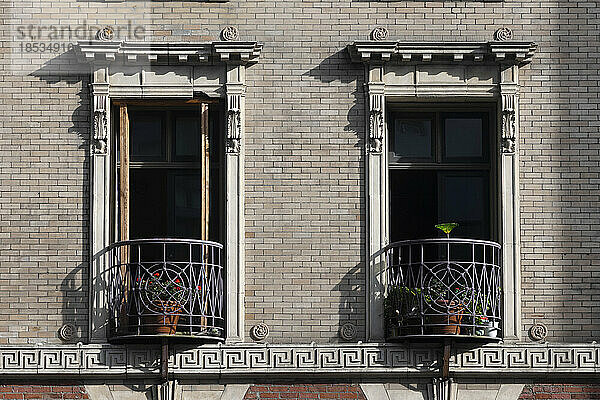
[111,99,225,245]
[386,103,499,243]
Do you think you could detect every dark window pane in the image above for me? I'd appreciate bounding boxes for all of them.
[389,170,437,242]
[172,173,201,238]
[130,169,168,239]
[393,118,433,161]
[173,116,200,161]
[443,116,486,161]
[438,173,489,240]
[129,112,165,161]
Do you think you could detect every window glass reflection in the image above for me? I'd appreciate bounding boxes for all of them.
[394,119,433,160]
[174,116,200,161]
[130,113,165,161]
[439,173,488,239]
[173,174,201,238]
[444,117,485,161]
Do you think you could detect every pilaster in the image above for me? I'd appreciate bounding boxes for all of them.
[225,63,246,342]
[366,63,387,341]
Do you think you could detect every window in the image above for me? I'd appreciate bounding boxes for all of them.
[114,101,224,244]
[388,105,496,242]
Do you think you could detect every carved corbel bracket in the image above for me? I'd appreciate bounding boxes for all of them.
[226,93,242,154]
[92,93,109,155]
[501,93,517,154]
[368,93,384,153]
[427,378,456,400]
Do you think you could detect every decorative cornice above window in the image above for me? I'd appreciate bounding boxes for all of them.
[75,41,263,64]
[348,41,537,65]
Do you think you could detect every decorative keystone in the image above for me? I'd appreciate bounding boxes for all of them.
[250,323,269,341]
[370,26,389,41]
[221,26,240,41]
[494,27,513,41]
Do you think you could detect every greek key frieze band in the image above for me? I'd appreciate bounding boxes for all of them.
[0,344,599,376]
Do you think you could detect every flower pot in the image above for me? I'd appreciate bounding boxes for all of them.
[143,301,181,335]
[486,321,500,338]
[428,300,463,335]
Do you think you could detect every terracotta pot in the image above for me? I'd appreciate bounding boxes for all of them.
[143,301,181,335]
[428,300,463,335]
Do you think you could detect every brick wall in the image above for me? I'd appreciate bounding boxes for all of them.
[0,385,88,400]
[243,384,365,400]
[519,384,600,399]
[0,0,599,344]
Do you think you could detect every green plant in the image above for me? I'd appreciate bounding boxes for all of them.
[463,287,502,329]
[384,285,425,336]
[435,222,459,238]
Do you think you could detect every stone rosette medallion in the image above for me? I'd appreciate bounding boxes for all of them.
[494,27,513,41]
[96,26,115,41]
[529,323,548,342]
[250,323,269,341]
[339,322,357,341]
[221,26,240,41]
[370,26,389,41]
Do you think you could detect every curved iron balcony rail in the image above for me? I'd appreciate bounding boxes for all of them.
[106,238,224,341]
[384,238,502,340]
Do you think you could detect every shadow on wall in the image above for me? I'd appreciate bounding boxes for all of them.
[31,49,91,343]
[304,48,367,342]
[60,263,89,342]
[333,263,366,342]
[304,48,365,149]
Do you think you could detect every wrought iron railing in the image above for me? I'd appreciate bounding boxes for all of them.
[384,238,502,339]
[106,239,224,340]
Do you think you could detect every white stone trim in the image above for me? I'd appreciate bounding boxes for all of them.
[85,385,114,400]
[76,41,262,64]
[220,385,250,400]
[360,384,391,400]
[365,64,388,341]
[349,41,536,341]
[495,385,525,400]
[225,65,247,342]
[76,40,262,343]
[0,343,598,376]
[348,42,537,64]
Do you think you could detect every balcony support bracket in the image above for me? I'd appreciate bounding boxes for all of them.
[442,340,451,380]
[153,378,180,400]
[427,378,456,400]
[161,338,169,382]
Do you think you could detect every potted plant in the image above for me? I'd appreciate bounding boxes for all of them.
[462,290,501,337]
[384,286,424,337]
[139,271,189,335]
[425,283,467,335]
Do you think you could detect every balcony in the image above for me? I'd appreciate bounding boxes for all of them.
[105,239,224,341]
[384,238,502,341]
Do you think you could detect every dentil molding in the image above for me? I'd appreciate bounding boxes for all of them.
[348,41,537,64]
